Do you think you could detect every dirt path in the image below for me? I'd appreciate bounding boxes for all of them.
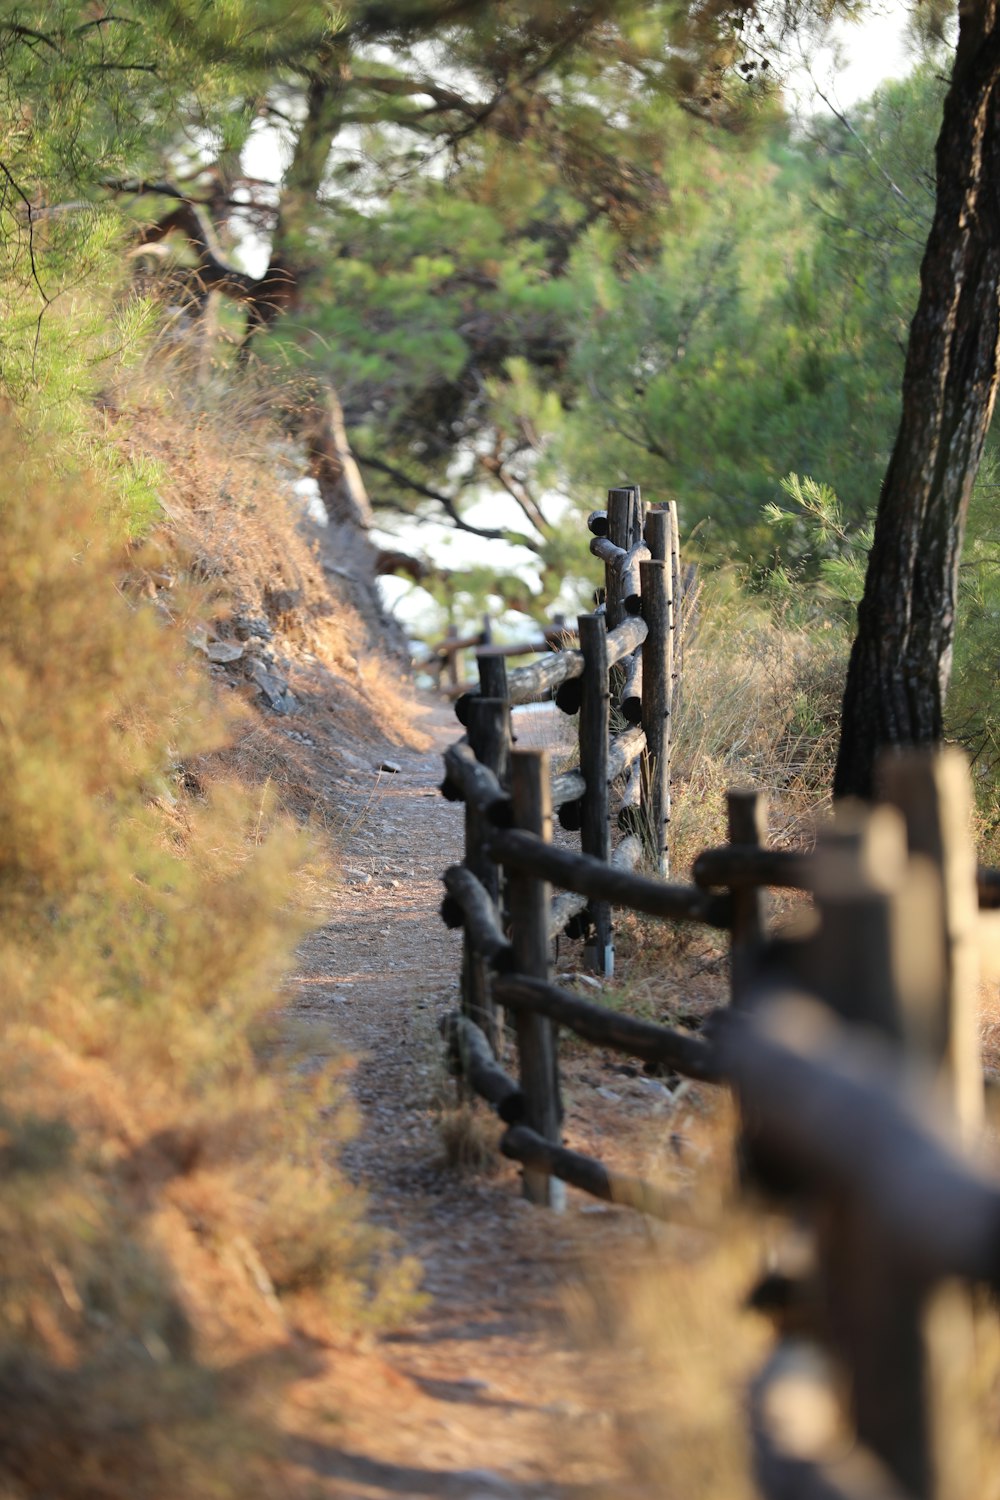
[283,694,662,1500]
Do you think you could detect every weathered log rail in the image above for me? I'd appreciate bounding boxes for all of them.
[428,617,576,693]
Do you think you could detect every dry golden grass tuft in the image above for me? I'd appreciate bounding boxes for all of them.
[567,1104,769,1500]
[97,350,432,830]
[671,572,846,871]
[436,1101,505,1173]
[105,358,354,663]
[605,572,847,1001]
[0,412,419,1498]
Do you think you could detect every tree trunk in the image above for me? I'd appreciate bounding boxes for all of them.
[242,42,351,350]
[302,381,376,530]
[834,2,1000,800]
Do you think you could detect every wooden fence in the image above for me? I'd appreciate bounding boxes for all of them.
[427,618,573,694]
[442,484,682,993]
[433,484,1000,1500]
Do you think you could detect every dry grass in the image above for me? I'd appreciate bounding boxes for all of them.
[436,1102,505,1173]
[104,357,355,666]
[564,1103,769,1500]
[100,349,431,824]
[670,573,846,874]
[0,401,420,1499]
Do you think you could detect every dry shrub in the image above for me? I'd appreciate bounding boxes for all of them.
[436,1102,504,1173]
[568,1104,769,1500]
[671,571,847,875]
[99,352,431,825]
[0,415,416,1499]
[105,360,355,667]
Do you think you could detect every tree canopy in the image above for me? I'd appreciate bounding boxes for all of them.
[6,0,1000,798]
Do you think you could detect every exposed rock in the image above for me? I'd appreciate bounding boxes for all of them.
[205,640,244,664]
[245,656,299,715]
[188,625,243,664]
[232,612,273,641]
[263,585,302,617]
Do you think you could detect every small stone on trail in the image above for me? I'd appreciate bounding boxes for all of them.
[558,970,602,991]
[378,759,402,773]
[636,1076,672,1098]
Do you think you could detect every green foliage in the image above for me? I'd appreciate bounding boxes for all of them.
[941,462,1000,847]
[474,61,944,577]
[759,464,1000,847]
[227,0,791,609]
[0,7,209,530]
[765,473,872,605]
[7,0,927,615]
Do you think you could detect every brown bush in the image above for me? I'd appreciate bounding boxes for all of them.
[0,414,415,1498]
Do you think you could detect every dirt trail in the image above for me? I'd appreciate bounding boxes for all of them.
[284,694,660,1500]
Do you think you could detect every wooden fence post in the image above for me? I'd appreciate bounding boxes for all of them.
[877,746,983,1134]
[462,696,511,1053]
[445,622,461,691]
[605,487,634,634]
[477,647,509,704]
[806,802,945,1498]
[727,789,768,1006]
[644,505,668,563]
[508,750,564,1208]
[579,612,613,974]
[876,748,984,1499]
[639,556,673,878]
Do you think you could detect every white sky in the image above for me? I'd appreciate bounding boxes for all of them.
[784,1,916,114]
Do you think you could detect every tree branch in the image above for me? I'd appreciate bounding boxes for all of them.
[104,177,191,202]
[0,160,49,305]
[73,15,137,35]
[354,448,541,550]
[0,22,58,50]
[351,72,484,118]
[477,450,551,536]
[90,61,159,73]
[810,76,914,210]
